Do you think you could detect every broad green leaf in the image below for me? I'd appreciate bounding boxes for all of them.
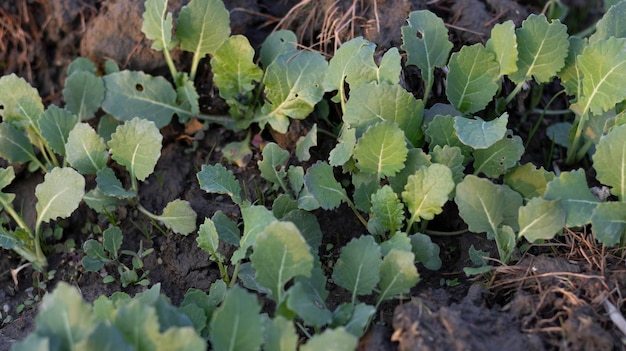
[472,134,524,178]
[180,282,226,337]
[380,232,412,256]
[446,44,500,114]
[108,117,162,181]
[0,74,44,126]
[141,0,178,52]
[260,30,298,68]
[113,301,160,350]
[265,316,298,351]
[297,186,321,211]
[287,166,304,195]
[103,226,122,258]
[593,124,626,200]
[232,205,277,263]
[329,126,356,166]
[430,145,464,185]
[258,142,289,190]
[378,249,419,302]
[574,37,626,116]
[83,189,118,213]
[82,240,108,271]
[409,233,441,270]
[260,51,327,133]
[425,115,472,159]
[590,0,626,43]
[211,35,263,116]
[38,105,79,156]
[518,198,566,242]
[495,225,517,264]
[272,194,298,219]
[287,265,332,328]
[332,236,382,297]
[155,328,205,351]
[388,148,432,194]
[544,169,598,227]
[35,167,85,223]
[339,303,376,337]
[281,210,323,250]
[304,161,348,210]
[35,283,95,350]
[197,217,220,259]
[300,327,358,351]
[96,168,136,199]
[63,71,105,120]
[377,48,402,84]
[591,202,626,246]
[158,199,197,235]
[510,14,569,83]
[0,122,37,163]
[210,286,263,351]
[323,37,378,98]
[371,185,404,234]
[75,323,133,351]
[486,21,518,76]
[176,0,229,55]
[295,124,317,161]
[98,114,122,143]
[102,71,181,128]
[251,221,314,302]
[402,164,454,224]
[545,121,572,148]
[342,83,424,146]
[455,175,523,238]
[401,10,452,98]
[353,122,408,179]
[353,172,379,213]
[175,74,200,116]
[559,36,586,99]
[212,211,240,246]
[197,163,243,204]
[65,123,108,174]
[454,113,508,149]
[66,57,97,76]
[503,163,555,199]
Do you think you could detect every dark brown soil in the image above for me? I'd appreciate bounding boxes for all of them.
[2,1,625,350]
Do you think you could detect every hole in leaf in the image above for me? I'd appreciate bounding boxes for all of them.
[135,84,144,92]
[416,30,424,39]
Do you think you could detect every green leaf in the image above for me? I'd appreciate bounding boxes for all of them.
[260,51,328,133]
[343,83,424,146]
[593,124,626,200]
[96,168,136,199]
[402,164,454,224]
[518,198,566,242]
[260,30,298,68]
[454,113,509,149]
[35,167,85,223]
[446,44,500,114]
[591,202,626,246]
[574,37,626,116]
[63,71,105,120]
[83,189,118,213]
[38,105,79,156]
[175,74,200,116]
[176,0,229,55]
[103,226,122,258]
[401,10,452,98]
[212,211,240,246]
[82,240,108,271]
[0,74,44,126]
[388,148,432,194]
[65,123,108,174]
[503,163,555,199]
[559,36,586,99]
[141,0,178,52]
[304,161,348,210]
[0,166,16,210]
[251,221,314,302]
[486,21,518,76]
[472,133,524,178]
[109,117,162,181]
[232,206,277,263]
[339,303,376,337]
[425,115,472,158]
[377,48,402,84]
[296,124,317,162]
[75,323,133,351]
[197,217,220,259]
[265,316,298,351]
[329,126,356,166]
[211,35,263,116]
[209,286,263,351]
[258,142,289,190]
[286,265,332,328]
[281,210,323,250]
[323,37,377,97]
[495,225,517,264]
[510,14,569,83]
[332,236,382,297]
[197,164,243,205]
[455,175,523,238]
[156,328,205,351]
[377,249,419,302]
[300,327,358,351]
[35,283,95,350]
[590,0,626,43]
[409,233,441,269]
[430,145,465,186]
[371,185,404,234]
[0,122,37,163]
[544,169,598,227]
[287,166,305,195]
[102,71,180,128]
[158,199,197,235]
[112,301,159,350]
[353,122,408,179]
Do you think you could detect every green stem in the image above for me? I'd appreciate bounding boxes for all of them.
[216,259,230,286]
[345,198,368,228]
[137,203,159,222]
[229,261,241,288]
[504,81,526,106]
[566,113,588,164]
[423,74,433,106]
[162,48,179,84]
[424,228,468,236]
